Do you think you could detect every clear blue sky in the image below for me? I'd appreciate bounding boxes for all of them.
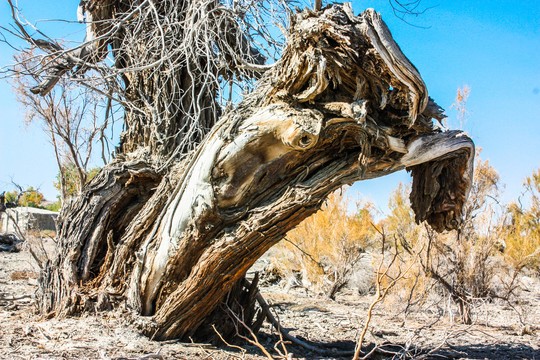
[1,1,539,213]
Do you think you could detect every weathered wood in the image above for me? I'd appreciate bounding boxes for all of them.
[33,2,474,341]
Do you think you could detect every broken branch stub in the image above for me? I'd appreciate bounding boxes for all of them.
[36,3,474,341]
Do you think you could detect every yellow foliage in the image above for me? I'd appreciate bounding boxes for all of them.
[19,187,44,208]
[5,187,44,208]
[503,169,540,271]
[276,190,376,297]
[380,183,426,297]
[385,182,421,248]
[451,84,471,129]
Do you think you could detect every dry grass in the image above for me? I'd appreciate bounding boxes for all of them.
[503,169,540,273]
[10,270,38,281]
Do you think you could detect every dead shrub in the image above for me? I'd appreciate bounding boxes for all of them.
[383,158,506,324]
[502,169,540,274]
[10,270,38,281]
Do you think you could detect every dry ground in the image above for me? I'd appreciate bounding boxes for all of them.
[1,238,538,360]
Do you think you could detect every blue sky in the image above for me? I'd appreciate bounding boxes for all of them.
[1,1,539,213]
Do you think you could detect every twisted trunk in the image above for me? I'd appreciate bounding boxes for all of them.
[35,3,474,340]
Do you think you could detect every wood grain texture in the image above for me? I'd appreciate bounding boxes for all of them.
[36,3,474,340]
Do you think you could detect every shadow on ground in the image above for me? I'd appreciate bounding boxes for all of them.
[438,342,539,360]
[218,334,539,360]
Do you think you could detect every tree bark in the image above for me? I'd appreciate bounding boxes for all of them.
[34,3,474,341]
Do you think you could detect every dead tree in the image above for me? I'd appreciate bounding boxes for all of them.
[12,50,106,202]
[6,1,474,340]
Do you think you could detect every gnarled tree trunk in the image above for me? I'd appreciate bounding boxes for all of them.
[27,2,473,341]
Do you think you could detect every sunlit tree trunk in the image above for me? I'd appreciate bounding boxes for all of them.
[18,1,474,340]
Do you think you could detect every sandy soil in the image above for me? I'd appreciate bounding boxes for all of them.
[1,239,538,360]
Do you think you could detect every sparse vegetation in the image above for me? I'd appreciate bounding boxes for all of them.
[53,164,101,200]
[503,169,540,273]
[383,157,505,324]
[3,187,44,208]
[274,191,377,299]
[12,49,109,203]
[0,162,538,359]
[266,161,539,336]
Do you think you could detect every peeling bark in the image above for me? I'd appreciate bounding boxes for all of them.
[35,3,474,341]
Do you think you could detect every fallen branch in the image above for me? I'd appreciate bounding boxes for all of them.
[254,292,354,357]
[225,304,276,360]
[0,294,32,301]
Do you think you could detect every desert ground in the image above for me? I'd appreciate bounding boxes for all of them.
[1,238,538,360]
